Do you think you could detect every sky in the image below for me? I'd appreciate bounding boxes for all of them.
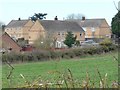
[0,0,119,26]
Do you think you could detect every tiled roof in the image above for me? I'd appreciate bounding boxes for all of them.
[39,20,84,32]
[0,32,21,52]
[6,20,29,28]
[67,18,107,27]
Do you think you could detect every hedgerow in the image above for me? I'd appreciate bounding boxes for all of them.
[2,44,118,63]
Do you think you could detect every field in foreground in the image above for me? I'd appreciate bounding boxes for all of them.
[2,51,118,88]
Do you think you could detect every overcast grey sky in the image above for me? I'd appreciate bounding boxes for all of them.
[0,0,119,25]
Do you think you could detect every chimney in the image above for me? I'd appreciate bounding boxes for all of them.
[54,16,58,20]
[82,16,85,20]
[18,18,21,21]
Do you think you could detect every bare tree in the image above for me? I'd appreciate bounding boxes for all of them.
[113,1,119,11]
[65,13,85,20]
[33,31,56,49]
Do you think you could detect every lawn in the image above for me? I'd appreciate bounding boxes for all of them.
[2,51,118,88]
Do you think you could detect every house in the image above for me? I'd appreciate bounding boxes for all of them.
[5,19,34,42]
[28,20,46,44]
[68,17,112,42]
[0,32,22,52]
[28,20,85,48]
[4,18,85,48]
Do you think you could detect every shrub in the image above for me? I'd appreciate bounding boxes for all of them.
[61,50,75,59]
[99,38,117,53]
[72,48,84,57]
[2,44,117,63]
[99,38,112,46]
[108,44,117,51]
[31,50,51,61]
[87,47,98,55]
[50,50,61,59]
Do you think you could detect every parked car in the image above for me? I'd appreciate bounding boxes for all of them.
[81,40,99,47]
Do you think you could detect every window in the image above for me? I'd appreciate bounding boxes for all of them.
[62,32,64,35]
[58,32,60,35]
[80,33,82,36]
[91,27,95,32]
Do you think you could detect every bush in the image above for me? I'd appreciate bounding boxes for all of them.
[108,44,117,51]
[72,48,84,57]
[99,38,118,53]
[61,49,75,59]
[99,38,112,46]
[31,50,51,61]
[50,50,62,59]
[2,44,117,63]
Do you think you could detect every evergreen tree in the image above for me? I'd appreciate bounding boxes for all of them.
[111,11,120,37]
[29,13,47,21]
[64,31,77,48]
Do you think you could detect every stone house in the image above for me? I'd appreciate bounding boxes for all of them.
[69,17,112,42]
[4,19,85,48]
[28,20,85,48]
[41,20,85,48]
[28,20,46,44]
[5,19,34,42]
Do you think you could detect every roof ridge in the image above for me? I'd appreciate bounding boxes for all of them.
[40,19,84,32]
[12,19,29,21]
[39,19,85,23]
[6,19,30,28]
[85,18,105,20]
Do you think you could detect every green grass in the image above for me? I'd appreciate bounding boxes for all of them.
[2,51,118,88]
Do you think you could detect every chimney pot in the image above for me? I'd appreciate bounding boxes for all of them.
[54,16,58,20]
[82,16,85,20]
[18,18,21,21]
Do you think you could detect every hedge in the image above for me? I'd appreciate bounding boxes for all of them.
[2,44,118,63]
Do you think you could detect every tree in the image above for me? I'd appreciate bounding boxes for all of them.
[33,32,56,49]
[65,13,85,20]
[64,31,77,48]
[0,21,5,31]
[111,11,120,38]
[75,40,80,46]
[17,38,28,47]
[29,13,47,21]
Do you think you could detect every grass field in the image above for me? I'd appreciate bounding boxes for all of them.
[2,51,118,88]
